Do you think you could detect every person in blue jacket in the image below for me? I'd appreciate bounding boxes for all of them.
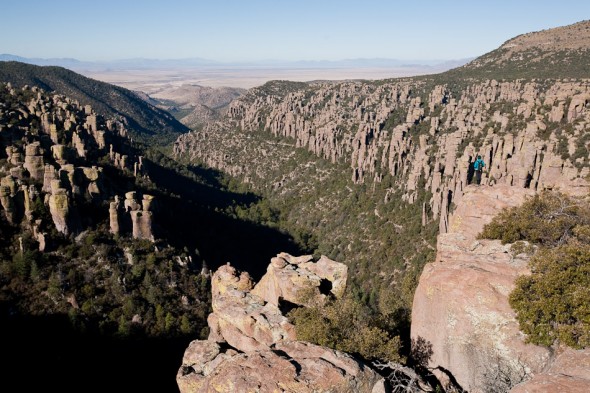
[473,155,485,185]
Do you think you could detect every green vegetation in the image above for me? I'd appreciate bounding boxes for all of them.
[478,191,589,246]
[287,293,402,362]
[242,80,310,104]
[479,191,590,348]
[0,226,211,339]
[510,242,590,348]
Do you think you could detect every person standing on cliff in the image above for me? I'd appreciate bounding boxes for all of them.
[473,155,485,185]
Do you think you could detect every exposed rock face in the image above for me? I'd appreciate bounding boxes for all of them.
[410,184,589,392]
[130,210,153,241]
[23,142,45,180]
[109,196,121,235]
[46,178,81,236]
[0,184,15,223]
[510,349,590,392]
[178,340,385,393]
[177,254,383,393]
[251,252,348,307]
[124,193,155,241]
[174,78,590,236]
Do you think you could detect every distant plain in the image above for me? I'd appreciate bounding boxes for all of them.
[80,64,460,92]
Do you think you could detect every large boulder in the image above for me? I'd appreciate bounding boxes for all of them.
[207,263,296,353]
[177,254,384,393]
[251,252,348,307]
[177,340,385,393]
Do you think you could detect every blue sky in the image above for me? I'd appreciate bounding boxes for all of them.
[1,0,589,62]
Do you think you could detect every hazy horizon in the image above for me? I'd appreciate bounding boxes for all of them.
[0,53,472,90]
[2,1,588,90]
[2,1,588,63]
[0,53,471,67]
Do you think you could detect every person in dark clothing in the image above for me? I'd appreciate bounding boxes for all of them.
[473,155,485,185]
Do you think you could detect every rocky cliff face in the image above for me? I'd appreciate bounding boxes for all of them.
[511,348,590,392]
[0,83,155,242]
[175,77,590,235]
[411,183,590,392]
[411,184,546,391]
[177,253,387,393]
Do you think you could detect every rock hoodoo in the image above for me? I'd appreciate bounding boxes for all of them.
[177,253,386,393]
[0,83,154,240]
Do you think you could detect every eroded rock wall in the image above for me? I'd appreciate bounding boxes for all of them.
[411,183,590,392]
[174,79,590,232]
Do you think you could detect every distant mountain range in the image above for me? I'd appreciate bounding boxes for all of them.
[0,54,472,71]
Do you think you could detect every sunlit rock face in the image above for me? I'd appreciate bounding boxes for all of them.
[411,184,590,392]
[177,254,386,393]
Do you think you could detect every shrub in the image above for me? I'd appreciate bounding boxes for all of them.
[287,293,402,362]
[479,190,590,349]
[509,242,590,348]
[478,191,590,246]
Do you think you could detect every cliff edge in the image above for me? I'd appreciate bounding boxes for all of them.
[411,183,590,392]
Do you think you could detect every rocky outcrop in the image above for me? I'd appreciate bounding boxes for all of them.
[107,192,156,241]
[23,142,45,180]
[0,83,152,239]
[177,254,384,393]
[411,183,589,392]
[251,252,348,307]
[178,340,385,393]
[125,192,155,241]
[109,196,121,235]
[48,180,78,236]
[0,184,15,223]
